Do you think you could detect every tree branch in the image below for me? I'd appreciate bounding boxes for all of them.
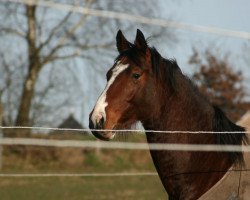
[41,41,113,64]
[37,11,72,53]
[42,51,80,63]
[75,42,114,50]
[0,27,25,37]
[42,0,95,64]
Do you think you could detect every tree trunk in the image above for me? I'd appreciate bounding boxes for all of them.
[15,5,40,136]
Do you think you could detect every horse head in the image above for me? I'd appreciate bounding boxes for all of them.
[89,29,159,140]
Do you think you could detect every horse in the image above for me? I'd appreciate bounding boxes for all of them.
[89,29,248,200]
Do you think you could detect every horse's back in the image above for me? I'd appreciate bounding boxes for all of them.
[239,119,250,199]
[199,136,250,200]
[239,151,250,199]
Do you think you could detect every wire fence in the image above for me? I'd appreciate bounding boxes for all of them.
[0,172,158,177]
[0,126,249,177]
[0,126,249,152]
[1,126,249,134]
[2,169,250,177]
[0,137,249,152]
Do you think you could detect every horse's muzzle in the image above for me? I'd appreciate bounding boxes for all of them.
[89,115,115,141]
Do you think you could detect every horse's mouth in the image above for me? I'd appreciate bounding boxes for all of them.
[89,116,116,141]
[89,118,135,141]
[91,130,116,141]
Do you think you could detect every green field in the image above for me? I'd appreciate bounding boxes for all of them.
[0,133,167,200]
[0,176,166,200]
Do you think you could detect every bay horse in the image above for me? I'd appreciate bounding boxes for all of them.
[89,29,247,200]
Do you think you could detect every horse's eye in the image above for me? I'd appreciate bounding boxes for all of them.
[132,73,141,79]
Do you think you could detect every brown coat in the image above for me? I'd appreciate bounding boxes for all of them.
[200,115,250,200]
[199,152,250,200]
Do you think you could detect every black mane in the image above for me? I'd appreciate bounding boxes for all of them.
[213,106,247,165]
[150,47,180,92]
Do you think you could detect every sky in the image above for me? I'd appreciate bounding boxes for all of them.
[158,0,250,74]
[81,0,250,127]
[166,0,250,30]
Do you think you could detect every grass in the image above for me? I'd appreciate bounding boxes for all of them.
[0,176,166,200]
[0,132,167,199]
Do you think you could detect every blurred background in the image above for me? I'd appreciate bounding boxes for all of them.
[0,0,250,199]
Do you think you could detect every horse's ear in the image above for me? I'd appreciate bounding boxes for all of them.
[134,29,148,51]
[116,30,131,53]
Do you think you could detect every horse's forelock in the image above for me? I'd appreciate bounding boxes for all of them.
[115,45,180,94]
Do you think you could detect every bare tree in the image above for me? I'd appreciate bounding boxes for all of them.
[0,0,176,133]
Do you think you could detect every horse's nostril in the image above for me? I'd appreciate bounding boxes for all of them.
[89,118,95,129]
[96,116,105,129]
[100,116,105,125]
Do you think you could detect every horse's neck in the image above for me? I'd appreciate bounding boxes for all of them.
[142,90,232,199]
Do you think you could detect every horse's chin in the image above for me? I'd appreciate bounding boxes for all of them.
[91,121,137,141]
[92,130,116,141]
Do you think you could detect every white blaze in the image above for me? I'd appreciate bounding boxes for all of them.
[91,62,129,126]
